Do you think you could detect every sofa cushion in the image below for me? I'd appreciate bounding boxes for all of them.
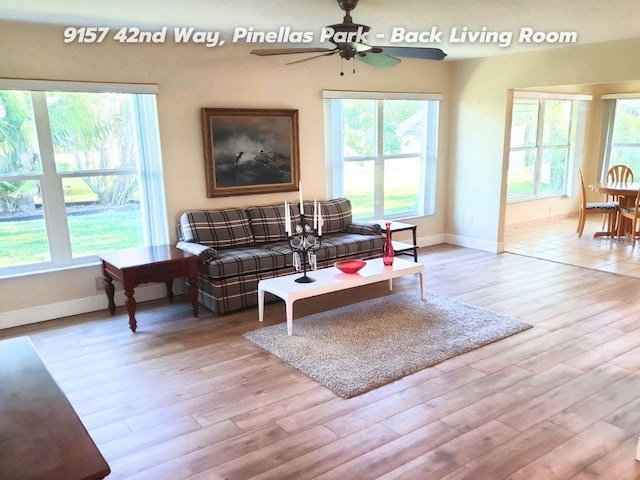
[315,232,384,261]
[180,209,254,248]
[305,198,353,235]
[202,246,288,279]
[246,203,301,243]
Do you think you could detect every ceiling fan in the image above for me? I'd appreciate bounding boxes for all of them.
[250,0,447,74]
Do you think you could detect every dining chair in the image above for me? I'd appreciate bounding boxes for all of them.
[617,184,640,245]
[607,164,634,183]
[577,168,618,237]
[602,164,634,230]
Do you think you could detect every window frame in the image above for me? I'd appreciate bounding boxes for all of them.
[599,94,640,179]
[323,90,441,221]
[0,79,167,278]
[507,91,591,203]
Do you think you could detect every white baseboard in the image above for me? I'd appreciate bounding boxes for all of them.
[444,234,502,253]
[417,234,447,247]
[0,283,181,330]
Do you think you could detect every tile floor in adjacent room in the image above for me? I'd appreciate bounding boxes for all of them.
[504,215,640,279]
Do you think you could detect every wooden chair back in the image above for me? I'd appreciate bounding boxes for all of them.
[607,164,634,184]
[578,167,588,208]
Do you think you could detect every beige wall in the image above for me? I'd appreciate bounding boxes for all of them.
[0,20,452,321]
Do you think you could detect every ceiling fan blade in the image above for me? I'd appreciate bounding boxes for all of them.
[335,42,373,53]
[286,51,338,65]
[251,48,334,56]
[356,52,401,69]
[378,46,447,61]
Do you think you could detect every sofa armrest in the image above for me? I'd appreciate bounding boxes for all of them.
[176,241,218,264]
[345,222,382,236]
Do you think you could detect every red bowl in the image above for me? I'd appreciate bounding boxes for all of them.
[334,259,366,274]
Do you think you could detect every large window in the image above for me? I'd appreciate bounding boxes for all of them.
[507,95,587,201]
[600,97,640,176]
[325,92,440,220]
[0,81,167,275]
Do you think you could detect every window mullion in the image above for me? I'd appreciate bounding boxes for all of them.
[31,91,72,265]
[533,100,545,196]
[374,100,384,217]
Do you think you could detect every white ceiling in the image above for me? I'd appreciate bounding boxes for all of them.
[2,0,640,60]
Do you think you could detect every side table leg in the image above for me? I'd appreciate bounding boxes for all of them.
[125,289,137,332]
[104,274,115,315]
[165,280,174,303]
[188,277,199,318]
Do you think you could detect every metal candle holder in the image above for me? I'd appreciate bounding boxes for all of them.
[288,213,322,283]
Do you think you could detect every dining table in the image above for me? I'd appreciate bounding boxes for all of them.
[589,181,640,237]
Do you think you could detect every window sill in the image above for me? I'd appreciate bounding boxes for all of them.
[0,257,102,280]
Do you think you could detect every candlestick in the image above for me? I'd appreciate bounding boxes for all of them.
[318,213,323,236]
[286,204,322,284]
[289,202,293,235]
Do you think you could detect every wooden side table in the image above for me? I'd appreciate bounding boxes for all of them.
[374,220,418,262]
[0,336,111,480]
[99,245,199,332]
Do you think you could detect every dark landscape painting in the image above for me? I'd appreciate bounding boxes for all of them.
[201,109,299,197]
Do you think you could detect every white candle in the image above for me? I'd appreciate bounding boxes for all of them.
[313,199,318,230]
[298,182,303,210]
[318,213,322,236]
[284,201,290,236]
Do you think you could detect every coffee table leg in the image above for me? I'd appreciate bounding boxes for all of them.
[258,289,265,322]
[388,279,393,291]
[419,272,425,300]
[286,300,293,336]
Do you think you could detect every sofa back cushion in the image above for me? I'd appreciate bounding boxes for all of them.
[179,209,254,248]
[307,198,352,235]
[246,203,301,243]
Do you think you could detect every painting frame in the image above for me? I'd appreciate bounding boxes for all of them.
[201,108,300,197]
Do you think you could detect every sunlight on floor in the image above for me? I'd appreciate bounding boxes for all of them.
[504,216,640,279]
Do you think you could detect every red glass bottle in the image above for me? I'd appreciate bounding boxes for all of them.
[383,222,394,265]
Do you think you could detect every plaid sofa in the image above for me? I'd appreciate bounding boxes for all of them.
[176,198,384,314]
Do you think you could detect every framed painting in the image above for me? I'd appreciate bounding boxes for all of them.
[201,108,300,197]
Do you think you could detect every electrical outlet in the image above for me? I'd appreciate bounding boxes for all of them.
[95,277,105,290]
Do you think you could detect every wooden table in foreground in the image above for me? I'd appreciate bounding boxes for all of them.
[99,245,199,332]
[257,257,426,335]
[0,336,110,480]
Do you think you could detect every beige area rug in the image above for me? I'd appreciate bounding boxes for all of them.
[243,292,532,398]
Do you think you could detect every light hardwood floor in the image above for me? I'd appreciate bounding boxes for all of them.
[2,244,640,479]
[505,216,640,278]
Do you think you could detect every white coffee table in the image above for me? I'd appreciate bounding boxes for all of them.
[257,257,426,335]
